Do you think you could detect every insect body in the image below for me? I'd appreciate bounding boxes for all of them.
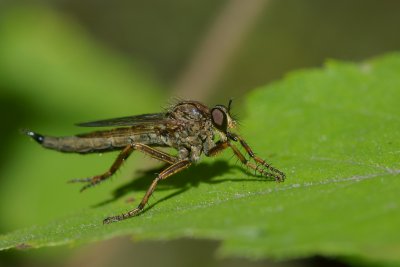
[25,100,285,224]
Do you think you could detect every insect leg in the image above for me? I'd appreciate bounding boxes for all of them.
[132,143,178,164]
[229,133,285,182]
[206,139,281,180]
[69,144,135,192]
[228,142,284,182]
[103,159,191,224]
[70,144,179,192]
[205,140,229,157]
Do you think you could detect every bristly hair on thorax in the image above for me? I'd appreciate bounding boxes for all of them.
[163,97,241,125]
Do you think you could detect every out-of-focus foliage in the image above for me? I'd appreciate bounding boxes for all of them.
[0,6,165,231]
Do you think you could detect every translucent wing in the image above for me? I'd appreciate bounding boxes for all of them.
[76,113,168,127]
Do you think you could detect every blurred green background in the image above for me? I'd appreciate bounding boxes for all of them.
[1,1,400,266]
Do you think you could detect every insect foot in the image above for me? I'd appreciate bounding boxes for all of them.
[103,208,142,224]
[275,172,286,183]
[68,176,104,192]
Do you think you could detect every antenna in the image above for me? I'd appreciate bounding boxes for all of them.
[228,98,233,112]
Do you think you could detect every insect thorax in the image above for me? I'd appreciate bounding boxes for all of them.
[162,102,215,162]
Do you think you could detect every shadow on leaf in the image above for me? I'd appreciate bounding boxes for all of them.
[94,160,269,209]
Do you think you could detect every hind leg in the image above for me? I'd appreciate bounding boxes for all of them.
[69,144,178,192]
[103,159,191,224]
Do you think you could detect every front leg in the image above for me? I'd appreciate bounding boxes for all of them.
[205,140,230,157]
[228,142,283,182]
[229,133,285,181]
[206,139,285,182]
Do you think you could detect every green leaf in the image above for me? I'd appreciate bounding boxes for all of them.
[1,14,400,263]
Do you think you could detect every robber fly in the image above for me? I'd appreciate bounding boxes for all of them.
[25,100,285,224]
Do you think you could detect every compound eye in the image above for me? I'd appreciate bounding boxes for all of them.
[211,108,227,132]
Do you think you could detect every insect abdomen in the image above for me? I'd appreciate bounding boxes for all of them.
[25,130,125,153]
[25,130,166,154]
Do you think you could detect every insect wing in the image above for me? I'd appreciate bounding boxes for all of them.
[76,113,168,127]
